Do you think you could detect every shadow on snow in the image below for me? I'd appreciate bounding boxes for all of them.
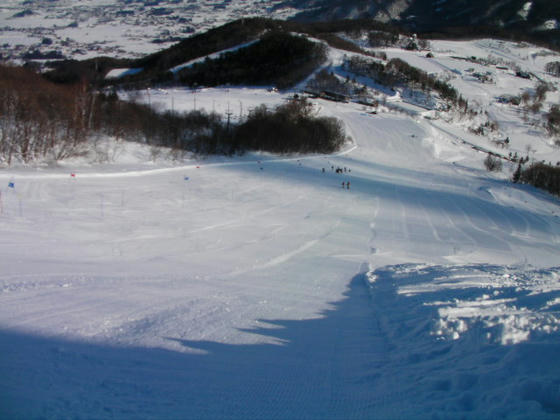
[0,270,382,419]
[2,264,560,418]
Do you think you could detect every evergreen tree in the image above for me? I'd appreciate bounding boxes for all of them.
[513,162,522,183]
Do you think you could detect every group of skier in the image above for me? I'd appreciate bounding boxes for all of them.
[321,164,351,190]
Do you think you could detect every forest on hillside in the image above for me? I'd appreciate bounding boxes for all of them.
[176,32,327,89]
[42,17,560,91]
[0,65,345,165]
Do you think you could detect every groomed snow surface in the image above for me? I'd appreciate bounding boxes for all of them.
[2,42,560,418]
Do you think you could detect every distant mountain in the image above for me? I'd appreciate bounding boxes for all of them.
[403,0,560,31]
[283,0,405,22]
[286,0,559,29]
[285,0,560,44]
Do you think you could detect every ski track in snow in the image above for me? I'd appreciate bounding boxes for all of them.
[2,83,560,416]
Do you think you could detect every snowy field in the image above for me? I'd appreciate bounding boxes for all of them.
[0,0,298,59]
[2,39,560,418]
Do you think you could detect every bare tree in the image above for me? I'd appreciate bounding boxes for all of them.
[484,154,503,172]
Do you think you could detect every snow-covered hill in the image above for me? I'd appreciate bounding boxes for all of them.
[1,38,560,418]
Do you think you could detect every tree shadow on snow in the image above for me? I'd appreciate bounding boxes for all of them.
[2,264,560,419]
[0,271,387,419]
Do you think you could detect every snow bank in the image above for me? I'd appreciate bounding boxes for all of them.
[366,263,560,417]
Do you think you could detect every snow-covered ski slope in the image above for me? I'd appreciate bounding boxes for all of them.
[2,39,560,418]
